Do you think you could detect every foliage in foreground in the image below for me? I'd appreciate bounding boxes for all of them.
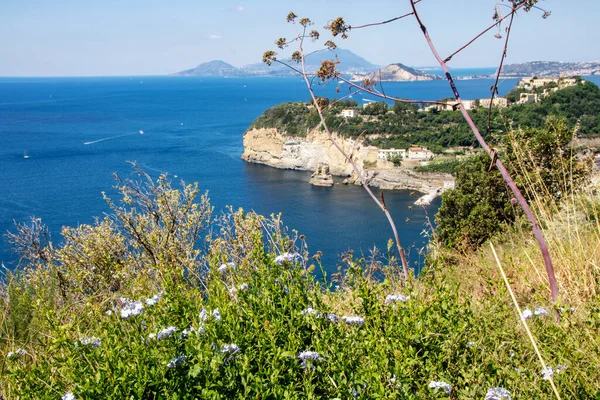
[1,169,599,399]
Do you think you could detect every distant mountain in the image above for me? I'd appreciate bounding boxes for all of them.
[171,60,243,77]
[350,63,441,82]
[501,61,600,77]
[171,49,379,77]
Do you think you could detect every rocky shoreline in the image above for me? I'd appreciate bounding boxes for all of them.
[241,127,455,202]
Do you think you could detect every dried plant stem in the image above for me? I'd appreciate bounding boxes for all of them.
[409,0,559,302]
[296,29,410,279]
[490,242,562,400]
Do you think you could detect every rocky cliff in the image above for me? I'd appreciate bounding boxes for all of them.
[241,127,453,193]
[350,63,440,82]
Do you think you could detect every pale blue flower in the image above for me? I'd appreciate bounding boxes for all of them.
[79,337,101,348]
[429,380,452,394]
[7,348,27,359]
[62,392,76,400]
[301,307,317,316]
[534,307,549,316]
[217,264,228,273]
[145,292,162,306]
[298,350,321,368]
[522,308,533,320]
[157,326,177,340]
[120,299,144,319]
[274,252,300,265]
[239,283,249,291]
[342,316,365,327]
[541,366,554,380]
[167,355,186,368]
[199,308,208,321]
[485,387,511,400]
[385,294,410,305]
[221,344,240,354]
[212,309,221,322]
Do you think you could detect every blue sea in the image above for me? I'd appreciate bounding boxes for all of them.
[4,74,595,274]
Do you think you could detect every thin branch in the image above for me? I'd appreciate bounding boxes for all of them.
[296,30,411,279]
[487,11,515,135]
[409,0,559,302]
[349,11,414,30]
[444,8,517,62]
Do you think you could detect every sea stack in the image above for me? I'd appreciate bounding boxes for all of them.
[309,163,334,187]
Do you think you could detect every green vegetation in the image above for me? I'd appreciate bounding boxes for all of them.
[414,158,461,174]
[250,82,600,151]
[1,163,600,398]
[435,117,591,250]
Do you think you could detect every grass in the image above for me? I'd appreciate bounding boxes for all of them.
[1,168,600,399]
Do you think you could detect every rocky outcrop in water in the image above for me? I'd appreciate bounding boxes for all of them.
[310,163,334,187]
[241,127,454,194]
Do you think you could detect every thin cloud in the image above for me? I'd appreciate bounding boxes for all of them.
[208,34,223,40]
[237,6,245,12]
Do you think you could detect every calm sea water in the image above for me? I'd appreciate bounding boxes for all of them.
[4,74,590,273]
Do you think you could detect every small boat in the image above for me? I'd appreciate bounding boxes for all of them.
[139,130,144,135]
[23,151,29,159]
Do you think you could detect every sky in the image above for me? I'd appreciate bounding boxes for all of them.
[0,0,597,76]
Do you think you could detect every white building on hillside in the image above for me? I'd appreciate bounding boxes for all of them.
[407,146,434,160]
[479,97,508,108]
[341,109,359,118]
[377,148,406,160]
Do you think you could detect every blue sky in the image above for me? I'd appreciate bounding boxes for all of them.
[1,0,596,76]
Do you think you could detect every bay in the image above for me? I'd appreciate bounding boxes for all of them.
[1,74,578,273]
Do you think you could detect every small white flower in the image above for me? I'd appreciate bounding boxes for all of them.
[221,344,240,354]
[120,300,144,319]
[179,327,193,339]
[239,283,249,291]
[429,380,452,394]
[227,261,236,269]
[167,355,186,368]
[534,307,549,317]
[218,264,228,273]
[466,341,476,347]
[7,348,27,359]
[212,309,221,322]
[522,308,533,320]
[145,292,162,306]
[79,337,101,348]
[105,310,113,316]
[301,307,318,316]
[157,326,177,340]
[485,387,511,400]
[325,313,339,323]
[342,316,365,327]
[541,366,554,380]
[274,252,300,265]
[62,392,76,400]
[199,308,208,321]
[147,333,156,341]
[385,294,410,305]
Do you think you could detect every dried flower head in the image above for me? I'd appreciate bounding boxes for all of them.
[263,51,277,66]
[275,37,287,50]
[309,30,320,42]
[324,40,337,50]
[299,17,312,27]
[316,60,340,82]
[326,17,349,38]
[291,51,302,63]
[362,78,376,90]
[286,12,297,23]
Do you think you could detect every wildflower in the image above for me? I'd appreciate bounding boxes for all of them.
[221,344,240,354]
[274,252,300,265]
[157,326,177,340]
[7,348,27,359]
[522,308,533,320]
[301,307,318,316]
[227,261,236,269]
[62,392,76,400]
[298,350,321,368]
[167,355,186,368]
[145,292,162,306]
[385,294,411,305]
[541,366,554,380]
[147,333,156,341]
[485,387,511,400]
[559,307,576,314]
[218,264,228,273]
[466,341,476,347]
[534,307,549,317]
[228,287,238,297]
[342,316,365,327]
[120,300,144,319]
[212,308,221,322]
[429,381,452,394]
[325,313,339,323]
[239,283,249,291]
[179,327,193,339]
[105,310,113,316]
[199,308,208,321]
[79,337,101,349]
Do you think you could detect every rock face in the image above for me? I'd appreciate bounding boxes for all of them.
[310,163,334,187]
[351,63,440,82]
[241,127,454,194]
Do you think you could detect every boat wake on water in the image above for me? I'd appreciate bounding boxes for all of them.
[83,131,143,145]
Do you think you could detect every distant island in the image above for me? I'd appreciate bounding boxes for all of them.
[350,63,441,82]
[500,61,600,77]
[171,48,379,78]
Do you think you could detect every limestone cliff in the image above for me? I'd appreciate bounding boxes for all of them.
[241,127,454,193]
